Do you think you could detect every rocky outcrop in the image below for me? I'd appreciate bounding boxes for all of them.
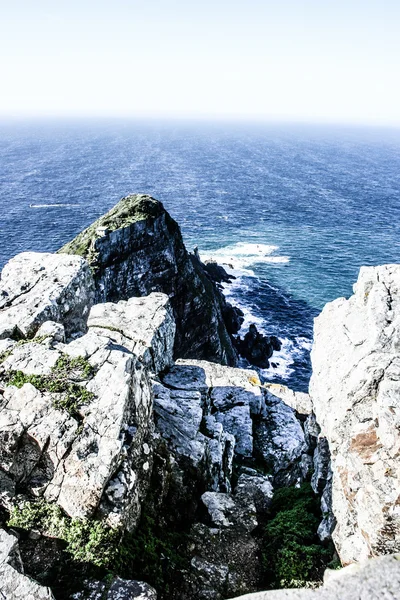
[0,527,55,599]
[228,554,400,599]
[235,325,281,369]
[0,252,95,341]
[87,292,175,374]
[310,265,400,564]
[59,194,237,365]
[0,252,176,533]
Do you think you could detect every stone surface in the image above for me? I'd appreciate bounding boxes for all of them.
[59,194,237,365]
[254,389,308,486]
[87,292,175,373]
[227,554,400,599]
[0,527,55,599]
[310,264,400,564]
[0,278,177,531]
[71,577,157,599]
[0,252,95,341]
[235,324,281,369]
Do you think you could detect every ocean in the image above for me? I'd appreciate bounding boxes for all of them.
[1,119,400,391]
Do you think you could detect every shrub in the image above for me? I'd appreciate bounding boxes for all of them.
[260,483,332,588]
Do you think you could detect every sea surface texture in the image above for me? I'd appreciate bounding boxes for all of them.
[1,120,399,391]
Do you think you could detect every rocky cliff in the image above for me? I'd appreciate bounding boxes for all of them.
[59,194,237,366]
[310,264,400,564]
[2,195,399,600]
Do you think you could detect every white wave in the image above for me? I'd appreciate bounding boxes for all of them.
[200,242,289,272]
[29,203,78,208]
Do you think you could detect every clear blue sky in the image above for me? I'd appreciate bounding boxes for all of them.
[1,0,399,124]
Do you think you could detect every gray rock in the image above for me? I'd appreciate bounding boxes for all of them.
[0,292,168,530]
[310,264,400,563]
[71,577,157,599]
[59,194,237,365]
[87,293,175,374]
[0,527,55,599]
[263,383,313,416]
[35,320,66,343]
[254,390,308,485]
[153,380,234,491]
[227,554,400,599]
[0,252,95,340]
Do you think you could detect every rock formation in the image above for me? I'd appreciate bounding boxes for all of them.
[310,264,400,564]
[2,194,399,600]
[228,553,400,599]
[59,194,237,366]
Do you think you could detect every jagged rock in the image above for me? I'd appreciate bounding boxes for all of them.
[223,303,245,336]
[203,260,235,285]
[0,528,55,599]
[264,383,313,416]
[71,577,157,599]
[87,292,175,374]
[254,389,308,485]
[227,554,400,599]
[160,359,263,459]
[236,324,281,369]
[188,523,260,600]
[234,469,274,515]
[59,194,237,365]
[0,281,176,530]
[201,471,273,532]
[310,264,400,564]
[153,381,234,492]
[35,320,66,343]
[0,252,95,341]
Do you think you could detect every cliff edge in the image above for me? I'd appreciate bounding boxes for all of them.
[59,193,237,366]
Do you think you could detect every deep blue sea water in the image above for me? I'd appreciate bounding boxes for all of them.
[1,120,400,391]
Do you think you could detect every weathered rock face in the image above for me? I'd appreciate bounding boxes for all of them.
[310,265,400,564]
[87,292,175,374]
[150,360,318,599]
[235,325,281,369]
[0,527,55,599]
[0,253,175,532]
[59,194,237,365]
[0,252,95,341]
[71,577,157,599]
[228,553,400,600]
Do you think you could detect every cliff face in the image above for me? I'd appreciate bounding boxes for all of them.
[59,194,237,366]
[310,265,400,564]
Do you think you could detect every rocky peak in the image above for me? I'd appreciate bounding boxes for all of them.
[59,193,237,366]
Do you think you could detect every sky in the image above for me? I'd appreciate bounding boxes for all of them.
[1,0,399,125]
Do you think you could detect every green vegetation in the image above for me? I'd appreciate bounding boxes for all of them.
[8,501,119,568]
[8,497,188,594]
[58,194,162,262]
[114,508,189,593]
[260,483,332,588]
[4,355,95,418]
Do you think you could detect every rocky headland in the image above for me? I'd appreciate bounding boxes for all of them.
[0,194,399,599]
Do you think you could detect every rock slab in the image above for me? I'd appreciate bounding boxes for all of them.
[310,265,400,563]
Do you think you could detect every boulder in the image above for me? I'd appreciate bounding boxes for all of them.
[87,292,175,373]
[310,264,400,563]
[59,194,237,365]
[71,577,157,599]
[236,324,281,369]
[254,389,308,486]
[227,554,400,599]
[0,528,55,599]
[0,252,95,341]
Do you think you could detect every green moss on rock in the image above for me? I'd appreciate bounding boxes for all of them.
[58,194,164,261]
[4,354,96,418]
